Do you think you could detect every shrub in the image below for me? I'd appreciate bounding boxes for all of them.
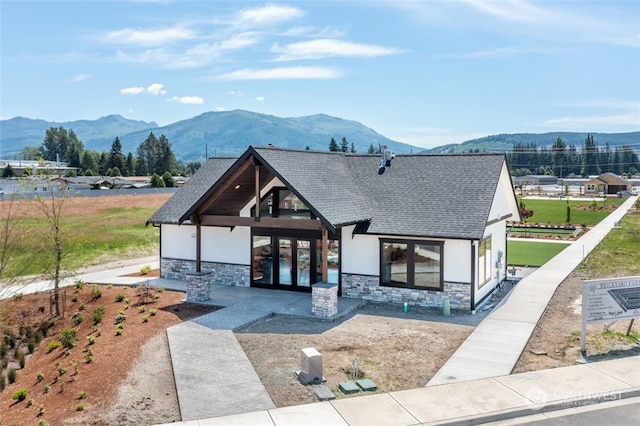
[114,313,126,324]
[115,328,123,336]
[142,315,149,323]
[138,305,146,313]
[27,340,36,353]
[26,398,33,407]
[60,328,78,349]
[92,307,105,325]
[72,314,85,326]
[74,280,85,292]
[90,286,102,301]
[18,352,25,368]
[12,292,23,301]
[77,391,89,399]
[87,335,96,345]
[149,308,157,316]
[115,293,126,302]
[140,264,151,275]
[0,342,6,357]
[85,354,93,363]
[7,368,17,383]
[12,389,27,401]
[75,403,84,411]
[36,372,45,382]
[79,303,86,311]
[0,374,5,391]
[43,384,50,394]
[38,419,49,426]
[39,320,55,337]
[71,296,78,303]
[38,404,45,416]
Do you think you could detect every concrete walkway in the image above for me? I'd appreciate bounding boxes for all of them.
[427,195,638,385]
[161,283,365,421]
[159,356,640,426]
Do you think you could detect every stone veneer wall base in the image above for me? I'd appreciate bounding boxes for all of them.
[161,258,250,287]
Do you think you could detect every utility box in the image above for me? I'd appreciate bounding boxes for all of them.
[297,347,324,384]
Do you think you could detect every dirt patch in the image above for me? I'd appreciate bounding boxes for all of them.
[235,304,475,407]
[0,284,215,426]
[513,270,640,373]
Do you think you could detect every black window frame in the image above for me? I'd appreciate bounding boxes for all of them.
[380,238,444,291]
[477,236,492,289]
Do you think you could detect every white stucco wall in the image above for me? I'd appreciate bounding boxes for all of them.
[201,226,250,264]
[488,162,520,222]
[474,219,508,303]
[161,224,197,260]
[161,224,250,265]
[341,225,472,284]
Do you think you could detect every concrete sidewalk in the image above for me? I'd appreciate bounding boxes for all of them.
[159,356,640,426]
[428,195,638,386]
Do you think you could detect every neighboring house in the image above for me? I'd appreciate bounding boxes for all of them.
[512,175,558,187]
[148,146,520,311]
[584,173,632,195]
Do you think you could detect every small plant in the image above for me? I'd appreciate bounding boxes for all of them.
[114,313,126,324]
[92,306,105,325]
[71,295,78,303]
[59,382,65,393]
[43,384,50,394]
[0,374,5,392]
[7,368,17,384]
[87,335,96,345]
[156,285,165,293]
[149,308,157,316]
[38,404,45,416]
[90,286,102,301]
[12,292,23,301]
[77,390,89,399]
[38,419,49,426]
[12,388,27,401]
[60,328,78,349]
[140,264,151,275]
[72,313,85,326]
[75,403,84,411]
[115,327,123,336]
[57,365,67,375]
[74,280,85,292]
[79,303,86,311]
[72,359,79,375]
[36,372,45,382]
[38,305,46,313]
[85,354,93,363]
[26,398,34,407]
[18,351,26,368]
[138,305,146,313]
[142,315,149,323]
[115,293,126,302]
[47,341,62,353]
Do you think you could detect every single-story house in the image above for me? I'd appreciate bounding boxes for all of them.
[584,173,632,195]
[148,146,520,311]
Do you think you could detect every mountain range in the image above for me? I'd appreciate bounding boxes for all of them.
[1,110,638,161]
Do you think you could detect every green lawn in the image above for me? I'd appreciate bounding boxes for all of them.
[519,198,625,226]
[507,240,570,267]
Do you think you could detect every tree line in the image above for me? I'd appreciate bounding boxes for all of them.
[507,134,639,177]
[8,126,201,180]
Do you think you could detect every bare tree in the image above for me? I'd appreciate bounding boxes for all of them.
[31,185,72,316]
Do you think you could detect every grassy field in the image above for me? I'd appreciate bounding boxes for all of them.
[579,212,640,278]
[1,194,171,278]
[507,240,571,267]
[520,198,625,226]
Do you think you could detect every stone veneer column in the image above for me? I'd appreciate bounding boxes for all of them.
[185,271,212,302]
[312,283,338,317]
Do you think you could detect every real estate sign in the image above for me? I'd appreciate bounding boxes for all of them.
[581,276,640,353]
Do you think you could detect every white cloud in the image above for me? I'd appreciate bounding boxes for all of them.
[219,32,260,50]
[272,39,402,61]
[255,96,265,102]
[105,25,194,46]
[121,86,145,95]
[236,4,304,26]
[216,106,226,111]
[147,83,167,95]
[229,90,244,97]
[543,113,640,128]
[65,74,89,83]
[218,66,342,80]
[168,96,204,104]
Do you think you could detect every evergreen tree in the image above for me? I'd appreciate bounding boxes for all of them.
[135,132,177,176]
[551,137,566,177]
[328,137,339,152]
[125,152,136,176]
[580,134,600,177]
[162,171,175,187]
[106,137,127,176]
[41,127,84,166]
[150,173,165,188]
[80,150,99,177]
[340,137,349,152]
[350,142,356,153]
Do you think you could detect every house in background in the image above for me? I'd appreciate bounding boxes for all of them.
[584,173,633,195]
[148,146,520,311]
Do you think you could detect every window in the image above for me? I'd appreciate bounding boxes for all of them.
[252,188,312,219]
[381,239,442,290]
[478,236,492,288]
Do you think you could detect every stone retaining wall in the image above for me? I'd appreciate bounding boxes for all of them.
[312,283,338,317]
[341,273,471,310]
[161,258,250,287]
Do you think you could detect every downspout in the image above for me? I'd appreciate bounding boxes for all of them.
[191,215,202,273]
[470,240,476,312]
[321,225,328,283]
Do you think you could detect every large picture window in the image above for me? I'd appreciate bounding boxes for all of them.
[478,236,492,288]
[381,239,443,290]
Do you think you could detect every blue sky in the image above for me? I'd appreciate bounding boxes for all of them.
[1,1,639,149]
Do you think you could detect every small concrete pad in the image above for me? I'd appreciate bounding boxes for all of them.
[269,401,347,426]
[356,378,377,391]
[390,386,480,423]
[315,386,336,400]
[586,356,640,387]
[339,381,360,394]
[445,378,529,413]
[330,393,420,426]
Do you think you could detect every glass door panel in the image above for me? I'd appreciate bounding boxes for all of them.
[252,235,273,285]
[297,239,311,287]
[278,238,293,286]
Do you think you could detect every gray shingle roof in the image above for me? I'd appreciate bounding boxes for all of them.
[148,146,508,240]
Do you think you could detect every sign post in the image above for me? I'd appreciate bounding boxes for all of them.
[581,276,640,355]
